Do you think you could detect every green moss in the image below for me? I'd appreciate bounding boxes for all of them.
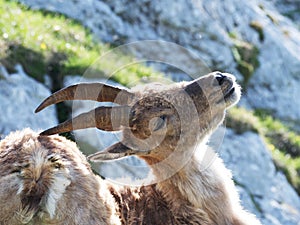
[254,109,300,158]
[231,40,260,87]
[249,21,265,42]
[229,32,260,86]
[228,31,238,39]
[258,4,265,11]
[268,144,300,194]
[226,107,260,134]
[266,13,279,25]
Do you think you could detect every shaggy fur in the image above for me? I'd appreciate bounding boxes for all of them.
[0,129,119,225]
[0,72,262,224]
[0,129,259,225]
[91,73,261,224]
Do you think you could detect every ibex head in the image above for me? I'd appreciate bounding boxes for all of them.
[36,72,240,167]
[0,129,96,224]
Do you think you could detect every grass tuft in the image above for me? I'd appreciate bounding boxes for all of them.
[231,39,260,88]
[249,21,265,42]
[227,107,300,194]
[0,0,163,88]
[0,0,165,140]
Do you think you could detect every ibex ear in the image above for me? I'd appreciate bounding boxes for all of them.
[87,142,149,162]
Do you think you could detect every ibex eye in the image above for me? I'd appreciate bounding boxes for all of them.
[11,167,22,174]
[54,163,62,169]
[48,155,60,163]
[151,115,167,132]
[11,164,29,174]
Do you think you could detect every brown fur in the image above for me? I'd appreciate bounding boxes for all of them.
[0,129,212,225]
[1,72,262,224]
[0,129,119,225]
[109,184,212,225]
[101,72,261,224]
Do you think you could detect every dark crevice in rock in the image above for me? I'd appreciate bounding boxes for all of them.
[47,54,74,141]
[234,179,264,214]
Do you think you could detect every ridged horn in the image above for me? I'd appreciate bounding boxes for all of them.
[87,142,151,161]
[40,106,131,135]
[35,83,134,113]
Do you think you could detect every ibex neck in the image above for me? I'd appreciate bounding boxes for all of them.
[153,147,241,224]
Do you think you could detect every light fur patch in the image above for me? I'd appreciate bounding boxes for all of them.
[33,149,47,168]
[45,170,71,218]
[17,182,24,195]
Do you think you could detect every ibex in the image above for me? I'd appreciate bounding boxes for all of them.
[0,72,261,224]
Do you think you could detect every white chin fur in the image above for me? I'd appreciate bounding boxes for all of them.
[45,170,71,218]
[225,84,241,108]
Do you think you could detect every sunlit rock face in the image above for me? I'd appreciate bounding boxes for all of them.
[0,65,57,138]
[219,129,300,225]
[19,0,300,129]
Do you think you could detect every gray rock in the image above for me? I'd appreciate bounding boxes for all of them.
[19,0,300,128]
[0,65,57,138]
[18,0,125,43]
[269,0,300,25]
[219,128,300,225]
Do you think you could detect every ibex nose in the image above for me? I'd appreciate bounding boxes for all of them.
[215,73,227,85]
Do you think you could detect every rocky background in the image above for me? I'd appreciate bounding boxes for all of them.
[1,0,300,224]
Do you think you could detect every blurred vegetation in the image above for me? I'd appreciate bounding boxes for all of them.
[249,20,265,42]
[0,0,163,128]
[227,107,300,194]
[0,0,163,90]
[230,38,260,88]
[282,9,300,22]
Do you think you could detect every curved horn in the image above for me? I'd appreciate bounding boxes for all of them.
[87,142,132,161]
[35,83,134,113]
[87,142,151,161]
[40,106,131,135]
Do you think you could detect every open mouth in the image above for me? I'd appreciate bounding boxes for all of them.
[223,84,241,107]
[224,87,235,100]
